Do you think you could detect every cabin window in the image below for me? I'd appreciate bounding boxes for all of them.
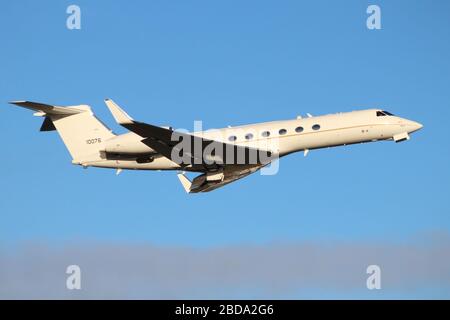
[228,135,237,142]
[262,131,270,137]
[279,129,287,135]
[245,133,254,140]
[295,126,304,133]
[312,124,321,130]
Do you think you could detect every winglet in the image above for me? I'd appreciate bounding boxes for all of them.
[177,173,192,193]
[104,99,134,124]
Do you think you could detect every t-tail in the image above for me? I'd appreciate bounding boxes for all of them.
[9,101,116,164]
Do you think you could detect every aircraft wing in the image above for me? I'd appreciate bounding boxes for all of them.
[177,164,267,193]
[104,99,272,170]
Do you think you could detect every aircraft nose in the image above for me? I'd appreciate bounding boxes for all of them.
[408,120,423,133]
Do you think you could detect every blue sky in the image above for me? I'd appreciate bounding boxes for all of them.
[1,0,450,299]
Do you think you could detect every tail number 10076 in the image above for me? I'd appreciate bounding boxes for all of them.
[86,138,102,144]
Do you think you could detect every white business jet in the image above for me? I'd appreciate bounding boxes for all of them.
[9,100,422,193]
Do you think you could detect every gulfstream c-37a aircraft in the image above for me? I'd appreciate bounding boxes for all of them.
[9,100,422,193]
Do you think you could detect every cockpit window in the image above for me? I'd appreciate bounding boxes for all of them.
[377,110,394,117]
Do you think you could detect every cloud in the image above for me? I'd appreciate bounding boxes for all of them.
[1,233,450,299]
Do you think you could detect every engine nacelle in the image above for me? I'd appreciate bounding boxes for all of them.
[104,132,156,154]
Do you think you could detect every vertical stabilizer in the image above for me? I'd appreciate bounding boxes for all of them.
[10,101,115,162]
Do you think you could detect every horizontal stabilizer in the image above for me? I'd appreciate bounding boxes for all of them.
[9,101,87,116]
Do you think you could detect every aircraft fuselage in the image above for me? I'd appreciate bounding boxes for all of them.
[86,108,422,171]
